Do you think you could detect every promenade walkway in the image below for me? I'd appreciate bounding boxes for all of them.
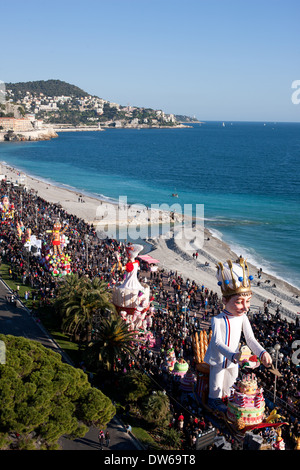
[59,416,143,451]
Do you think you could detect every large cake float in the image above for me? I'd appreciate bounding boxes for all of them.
[227,373,265,427]
[112,244,150,315]
[180,370,197,392]
[173,359,189,378]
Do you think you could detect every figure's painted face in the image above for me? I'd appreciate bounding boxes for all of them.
[223,293,252,316]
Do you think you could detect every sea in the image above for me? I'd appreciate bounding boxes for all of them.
[0,121,300,289]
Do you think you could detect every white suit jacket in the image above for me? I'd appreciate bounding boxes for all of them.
[204,310,266,369]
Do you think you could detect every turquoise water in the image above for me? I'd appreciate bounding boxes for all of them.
[1,121,300,288]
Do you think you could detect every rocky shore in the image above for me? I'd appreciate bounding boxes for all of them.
[0,127,58,142]
[0,124,190,142]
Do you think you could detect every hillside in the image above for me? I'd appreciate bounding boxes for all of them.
[5,79,89,100]
[4,79,195,128]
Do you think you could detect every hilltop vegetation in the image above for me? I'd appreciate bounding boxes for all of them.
[5,79,89,100]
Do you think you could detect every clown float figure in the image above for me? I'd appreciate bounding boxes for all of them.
[203,258,272,414]
[44,219,72,276]
[112,244,153,337]
[46,219,69,257]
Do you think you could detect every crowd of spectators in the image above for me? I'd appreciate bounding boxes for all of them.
[0,178,299,449]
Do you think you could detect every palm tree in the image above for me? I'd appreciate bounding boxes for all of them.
[89,314,138,372]
[61,289,95,341]
[143,391,171,429]
[54,273,82,313]
[57,275,115,342]
[82,276,114,313]
[162,427,182,449]
[119,370,152,403]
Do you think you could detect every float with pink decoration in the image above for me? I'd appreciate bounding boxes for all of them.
[112,244,155,341]
[112,244,150,315]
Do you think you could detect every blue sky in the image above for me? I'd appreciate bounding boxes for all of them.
[1,0,300,122]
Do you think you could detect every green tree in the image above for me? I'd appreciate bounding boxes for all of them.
[143,391,171,429]
[161,427,182,449]
[119,370,152,403]
[0,334,115,450]
[87,314,137,372]
[56,275,115,342]
[54,273,82,311]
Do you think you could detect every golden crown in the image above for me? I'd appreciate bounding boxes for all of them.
[216,258,253,297]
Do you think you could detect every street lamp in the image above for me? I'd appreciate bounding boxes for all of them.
[35,204,39,233]
[84,234,89,270]
[273,343,281,404]
[182,291,189,340]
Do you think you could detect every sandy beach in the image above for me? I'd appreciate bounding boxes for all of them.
[2,162,300,323]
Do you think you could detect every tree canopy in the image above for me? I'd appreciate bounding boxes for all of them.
[5,79,89,99]
[0,334,115,450]
[87,313,138,372]
[55,274,116,342]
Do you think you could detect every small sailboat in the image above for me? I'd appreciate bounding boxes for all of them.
[222,122,225,127]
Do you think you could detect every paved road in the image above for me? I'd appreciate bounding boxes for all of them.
[0,278,64,353]
[59,417,141,451]
[0,277,142,451]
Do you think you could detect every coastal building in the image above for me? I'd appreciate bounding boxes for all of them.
[0,117,34,132]
[39,103,58,111]
[109,102,120,110]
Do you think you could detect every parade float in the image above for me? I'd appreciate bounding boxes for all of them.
[16,221,24,240]
[163,347,177,372]
[180,370,197,392]
[23,229,42,257]
[42,219,72,276]
[112,244,154,341]
[189,258,289,441]
[192,330,211,402]
[112,244,150,314]
[173,359,189,378]
[0,195,14,224]
[15,219,42,257]
[227,372,265,427]
[192,331,288,435]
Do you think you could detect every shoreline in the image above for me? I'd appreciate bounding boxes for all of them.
[1,162,299,322]
[53,124,191,131]
[0,128,58,142]
[0,122,192,143]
